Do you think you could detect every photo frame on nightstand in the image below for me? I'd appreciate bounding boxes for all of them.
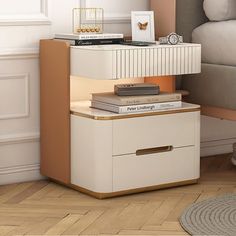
[131,11,155,42]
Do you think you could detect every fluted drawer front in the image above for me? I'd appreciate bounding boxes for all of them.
[71,43,201,79]
[113,45,201,79]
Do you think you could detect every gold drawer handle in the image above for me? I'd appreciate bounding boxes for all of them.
[136,146,173,156]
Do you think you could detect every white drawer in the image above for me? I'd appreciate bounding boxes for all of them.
[112,112,198,156]
[70,44,201,79]
[113,146,199,192]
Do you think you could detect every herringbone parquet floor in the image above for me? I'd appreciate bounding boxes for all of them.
[0,154,235,236]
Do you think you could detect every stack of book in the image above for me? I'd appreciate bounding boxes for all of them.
[54,33,124,46]
[91,92,182,114]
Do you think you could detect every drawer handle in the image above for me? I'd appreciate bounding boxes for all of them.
[136,146,173,156]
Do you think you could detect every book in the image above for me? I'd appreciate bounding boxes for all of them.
[114,83,160,96]
[92,92,182,106]
[91,100,182,114]
[55,33,124,40]
[54,38,124,46]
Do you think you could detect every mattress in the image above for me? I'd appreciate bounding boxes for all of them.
[192,20,236,66]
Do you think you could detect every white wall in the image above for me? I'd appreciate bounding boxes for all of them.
[79,0,149,35]
[0,0,149,185]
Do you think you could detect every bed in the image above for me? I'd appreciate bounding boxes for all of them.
[176,0,236,120]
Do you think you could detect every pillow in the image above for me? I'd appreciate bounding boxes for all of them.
[203,0,236,21]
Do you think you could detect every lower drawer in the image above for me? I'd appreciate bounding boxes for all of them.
[113,146,199,192]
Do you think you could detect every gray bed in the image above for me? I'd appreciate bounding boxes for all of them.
[176,0,236,113]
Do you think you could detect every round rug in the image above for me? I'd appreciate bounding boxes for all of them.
[180,194,236,236]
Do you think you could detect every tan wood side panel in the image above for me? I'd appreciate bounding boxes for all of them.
[40,40,70,184]
[201,105,236,122]
[150,0,176,38]
[149,0,176,90]
[69,179,198,199]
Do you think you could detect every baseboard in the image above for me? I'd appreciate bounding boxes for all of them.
[0,132,44,185]
[200,138,236,157]
[0,164,44,185]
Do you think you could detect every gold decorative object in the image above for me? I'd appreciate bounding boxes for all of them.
[95,27,100,32]
[73,8,104,34]
[138,22,148,30]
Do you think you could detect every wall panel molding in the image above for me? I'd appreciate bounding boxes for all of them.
[0,0,51,26]
[0,74,30,120]
[0,48,39,60]
[40,0,49,17]
[0,163,40,175]
[0,132,40,146]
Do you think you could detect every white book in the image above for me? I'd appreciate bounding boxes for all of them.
[55,33,124,40]
[92,92,182,106]
[91,100,182,114]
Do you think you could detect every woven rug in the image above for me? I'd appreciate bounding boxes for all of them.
[180,194,236,236]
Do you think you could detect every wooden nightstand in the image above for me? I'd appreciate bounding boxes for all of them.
[40,40,201,198]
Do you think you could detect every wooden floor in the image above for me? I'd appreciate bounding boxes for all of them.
[0,154,236,236]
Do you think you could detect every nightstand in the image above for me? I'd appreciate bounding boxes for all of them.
[40,40,201,198]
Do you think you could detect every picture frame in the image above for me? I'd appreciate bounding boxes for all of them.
[131,11,155,42]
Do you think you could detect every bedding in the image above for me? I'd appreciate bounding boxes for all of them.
[182,63,236,110]
[203,0,236,21]
[192,20,236,66]
[179,0,236,117]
